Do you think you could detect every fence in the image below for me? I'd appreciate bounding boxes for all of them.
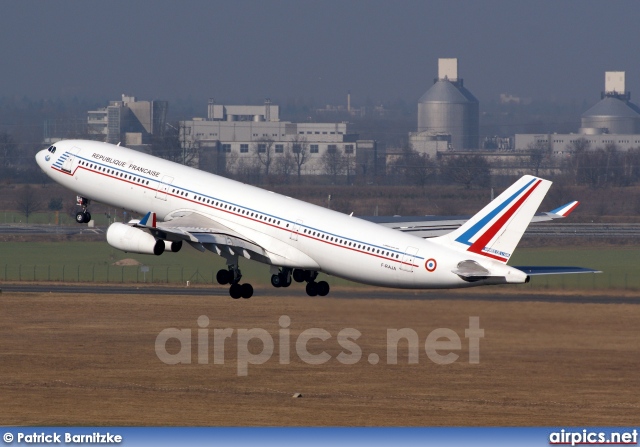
[2,264,216,285]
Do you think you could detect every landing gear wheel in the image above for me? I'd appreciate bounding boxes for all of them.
[229,283,242,299]
[75,211,87,224]
[317,280,330,296]
[271,274,282,288]
[84,212,91,223]
[281,274,292,288]
[293,269,305,283]
[240,283,253,299]
[305,281,318,297]
[216,269,231,285]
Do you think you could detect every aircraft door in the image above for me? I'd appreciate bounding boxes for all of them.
[60,147,81,173]
[155,175,174,200]
[290,219,303,241]
[400,246,419,272]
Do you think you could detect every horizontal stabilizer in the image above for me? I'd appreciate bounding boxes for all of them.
[514,266,601,276]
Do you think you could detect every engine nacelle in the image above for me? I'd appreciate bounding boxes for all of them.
[106,222,165,256]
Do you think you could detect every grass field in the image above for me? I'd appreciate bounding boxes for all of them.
[1,291,638,425]
[0,241,638,290]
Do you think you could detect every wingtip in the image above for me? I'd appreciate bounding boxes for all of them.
[550,201,580,217]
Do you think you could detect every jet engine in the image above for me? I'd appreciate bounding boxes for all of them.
[164,240,183,253]
[106,222,165,256]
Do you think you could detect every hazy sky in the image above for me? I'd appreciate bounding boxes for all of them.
[2,0,640,106]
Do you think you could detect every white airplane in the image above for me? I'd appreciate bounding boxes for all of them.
[36,140,597,299]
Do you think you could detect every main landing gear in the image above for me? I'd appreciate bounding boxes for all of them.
[216,265,253,299]
[291,268,330,297]
[270,268,292,288]
[75,196,91,224]
[215,261,329,299]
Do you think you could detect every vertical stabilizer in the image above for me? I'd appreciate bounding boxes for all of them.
[432,176,552,263]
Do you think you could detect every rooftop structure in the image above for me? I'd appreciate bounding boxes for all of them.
[88,94,168,146]
[417,58,479,150]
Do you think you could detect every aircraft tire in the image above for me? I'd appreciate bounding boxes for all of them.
[84,212,91,223]
[280,273,291,288]
[216,269,230,285]
[271,274,282,288]
[75,212,86,224]
[292,269,305,283]
[317,280,330,296]
[229,283,242,299]
[305,281,318,297]
[240,283,253,299]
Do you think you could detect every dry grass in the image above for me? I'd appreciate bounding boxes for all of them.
[0,290,638,426]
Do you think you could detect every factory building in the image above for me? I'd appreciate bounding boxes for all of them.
[411,58,480,154]
[180,99,379,177]
[88,95,168,146]
[515,72,640,156]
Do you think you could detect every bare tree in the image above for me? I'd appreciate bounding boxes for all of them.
[623,148,640,185]
[575,149,605,189]
[344,151,356,185]
[392,147,436,190]
[290,136,310,182]
[255,138,275,178]
[15,185,43,223]
[152,122,198,167]
[273,147,296,183]
[574,144,627,189]
[527,140,552,177]
[566,138,590,185]
[321,146,345,183]
[441,154,491,189]
[235,155,262,184]
[0,132,17,178]
[224,150,239,177]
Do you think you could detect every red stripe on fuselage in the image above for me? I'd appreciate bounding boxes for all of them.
[51,164,417,268]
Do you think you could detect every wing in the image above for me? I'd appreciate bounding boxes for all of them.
[133,211,270,264]
[359,201,580,239]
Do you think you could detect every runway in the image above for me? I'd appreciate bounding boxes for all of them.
[2,283,638,304]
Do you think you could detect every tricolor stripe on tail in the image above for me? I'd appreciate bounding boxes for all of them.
[549,201,580,217]
[432,176,552,263]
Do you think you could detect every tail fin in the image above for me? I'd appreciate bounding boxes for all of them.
[432,175,552,263]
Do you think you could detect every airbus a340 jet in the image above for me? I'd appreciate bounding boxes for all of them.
[36,140,597,299]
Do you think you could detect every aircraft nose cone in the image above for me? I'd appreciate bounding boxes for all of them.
[35,149,50,170]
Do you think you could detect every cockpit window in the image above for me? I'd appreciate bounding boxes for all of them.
[47,146,57,154]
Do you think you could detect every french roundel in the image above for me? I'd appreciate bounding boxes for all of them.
[425,258,437,272]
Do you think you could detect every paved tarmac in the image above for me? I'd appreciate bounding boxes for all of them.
[2,283,637,304]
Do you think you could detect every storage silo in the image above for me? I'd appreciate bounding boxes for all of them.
[417,58,479,150]
[580,71,640,134]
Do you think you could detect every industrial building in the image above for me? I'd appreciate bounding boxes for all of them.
[88,94,168,146]
[410,58,480,155]
[515,72,640,156]
[180,99,380,177]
